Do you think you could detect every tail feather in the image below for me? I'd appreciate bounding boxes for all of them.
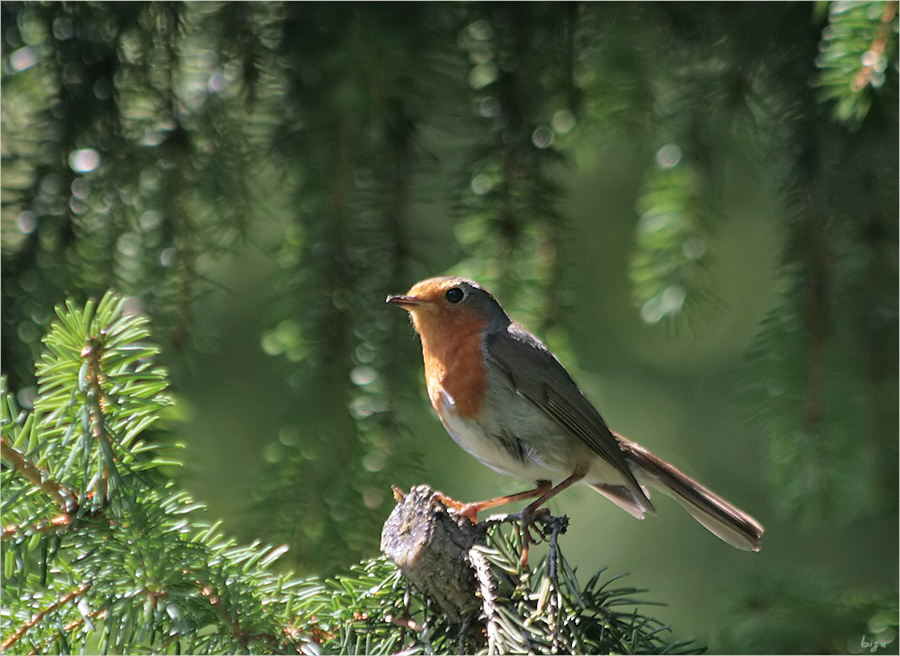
[617,437,764,551]
[589,483,655,520]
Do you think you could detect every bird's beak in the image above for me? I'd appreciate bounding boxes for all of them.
[386,294,422,308]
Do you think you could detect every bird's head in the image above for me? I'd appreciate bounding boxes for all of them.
[387,276,509,341]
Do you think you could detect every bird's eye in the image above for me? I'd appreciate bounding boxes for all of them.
[445,287,465,304]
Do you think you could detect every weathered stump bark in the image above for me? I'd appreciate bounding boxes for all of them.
[380,485,486,622]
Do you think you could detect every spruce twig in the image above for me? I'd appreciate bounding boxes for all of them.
[0,438,78,513]
[380,485,701,655]
[1,584,91,652]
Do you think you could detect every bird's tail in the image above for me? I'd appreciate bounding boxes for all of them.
[616,436,764,551]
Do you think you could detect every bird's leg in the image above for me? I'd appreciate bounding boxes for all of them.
[435,481,552,524]
[518,471,586,566]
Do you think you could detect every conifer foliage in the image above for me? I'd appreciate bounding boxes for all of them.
[2,2,897,653]
[1,294,700,654]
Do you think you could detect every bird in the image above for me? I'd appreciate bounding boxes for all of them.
[387,276,764,556]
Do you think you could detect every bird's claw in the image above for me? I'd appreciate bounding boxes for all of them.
[432,492,482,524]
[424,490,563,568]
[498,506,550,567]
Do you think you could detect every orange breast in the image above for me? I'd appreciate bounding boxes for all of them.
[417,315,488,421]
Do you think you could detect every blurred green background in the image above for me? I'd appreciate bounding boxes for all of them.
[2,2,897,653]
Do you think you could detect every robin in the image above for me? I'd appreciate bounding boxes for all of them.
[387,276,763,555]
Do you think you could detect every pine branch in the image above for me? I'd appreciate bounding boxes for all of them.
[816,1,899,128]
[1,583,91,652]
[380,485,701,655]
[2,6,895,653]
[850,2,897,93]
[0,438,77,513]
[629,153,722,329]
[1,512,72,542]
[0,294,312,654]
[2,292,700,655]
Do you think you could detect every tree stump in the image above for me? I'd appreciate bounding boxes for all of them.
[380,485,486,622]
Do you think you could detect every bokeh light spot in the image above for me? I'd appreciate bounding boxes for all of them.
[350,365,377,386]
[362,452,386,473]
[140,210,163,231]
[263,442,285,464]
[160,247,176,268]
[551,109,576,134]
[479,96,501,118]
[532,126,553,149]
[655,144,682,169]
[68,197,87,215]
[116,233,140,257]
[69,149,101,173]
[471,173,493,195]
[278,426,300,446]
[93,78,113,100]
[682,236,706,261]
[467,19,493,42]
[363,487,383,509]
[208,71,225,94]
[52,17,74,40]
[7,47,38,73]
[640,285,686,324]
[17,211,37,235]
[71,178,91,200]
[469,62,498,89]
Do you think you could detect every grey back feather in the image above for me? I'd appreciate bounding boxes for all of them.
[484,322,651,509]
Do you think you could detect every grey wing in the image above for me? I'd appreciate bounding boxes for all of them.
[484,323,650,505]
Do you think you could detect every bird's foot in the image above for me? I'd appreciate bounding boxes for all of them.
[516,505,552,566]
[481,506,553,567]
[492,507,569,568]
[434,485,550,525]
[433,492,482,523]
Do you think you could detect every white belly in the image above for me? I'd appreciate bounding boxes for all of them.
[432,370,634,491]
[434,386,572,483]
